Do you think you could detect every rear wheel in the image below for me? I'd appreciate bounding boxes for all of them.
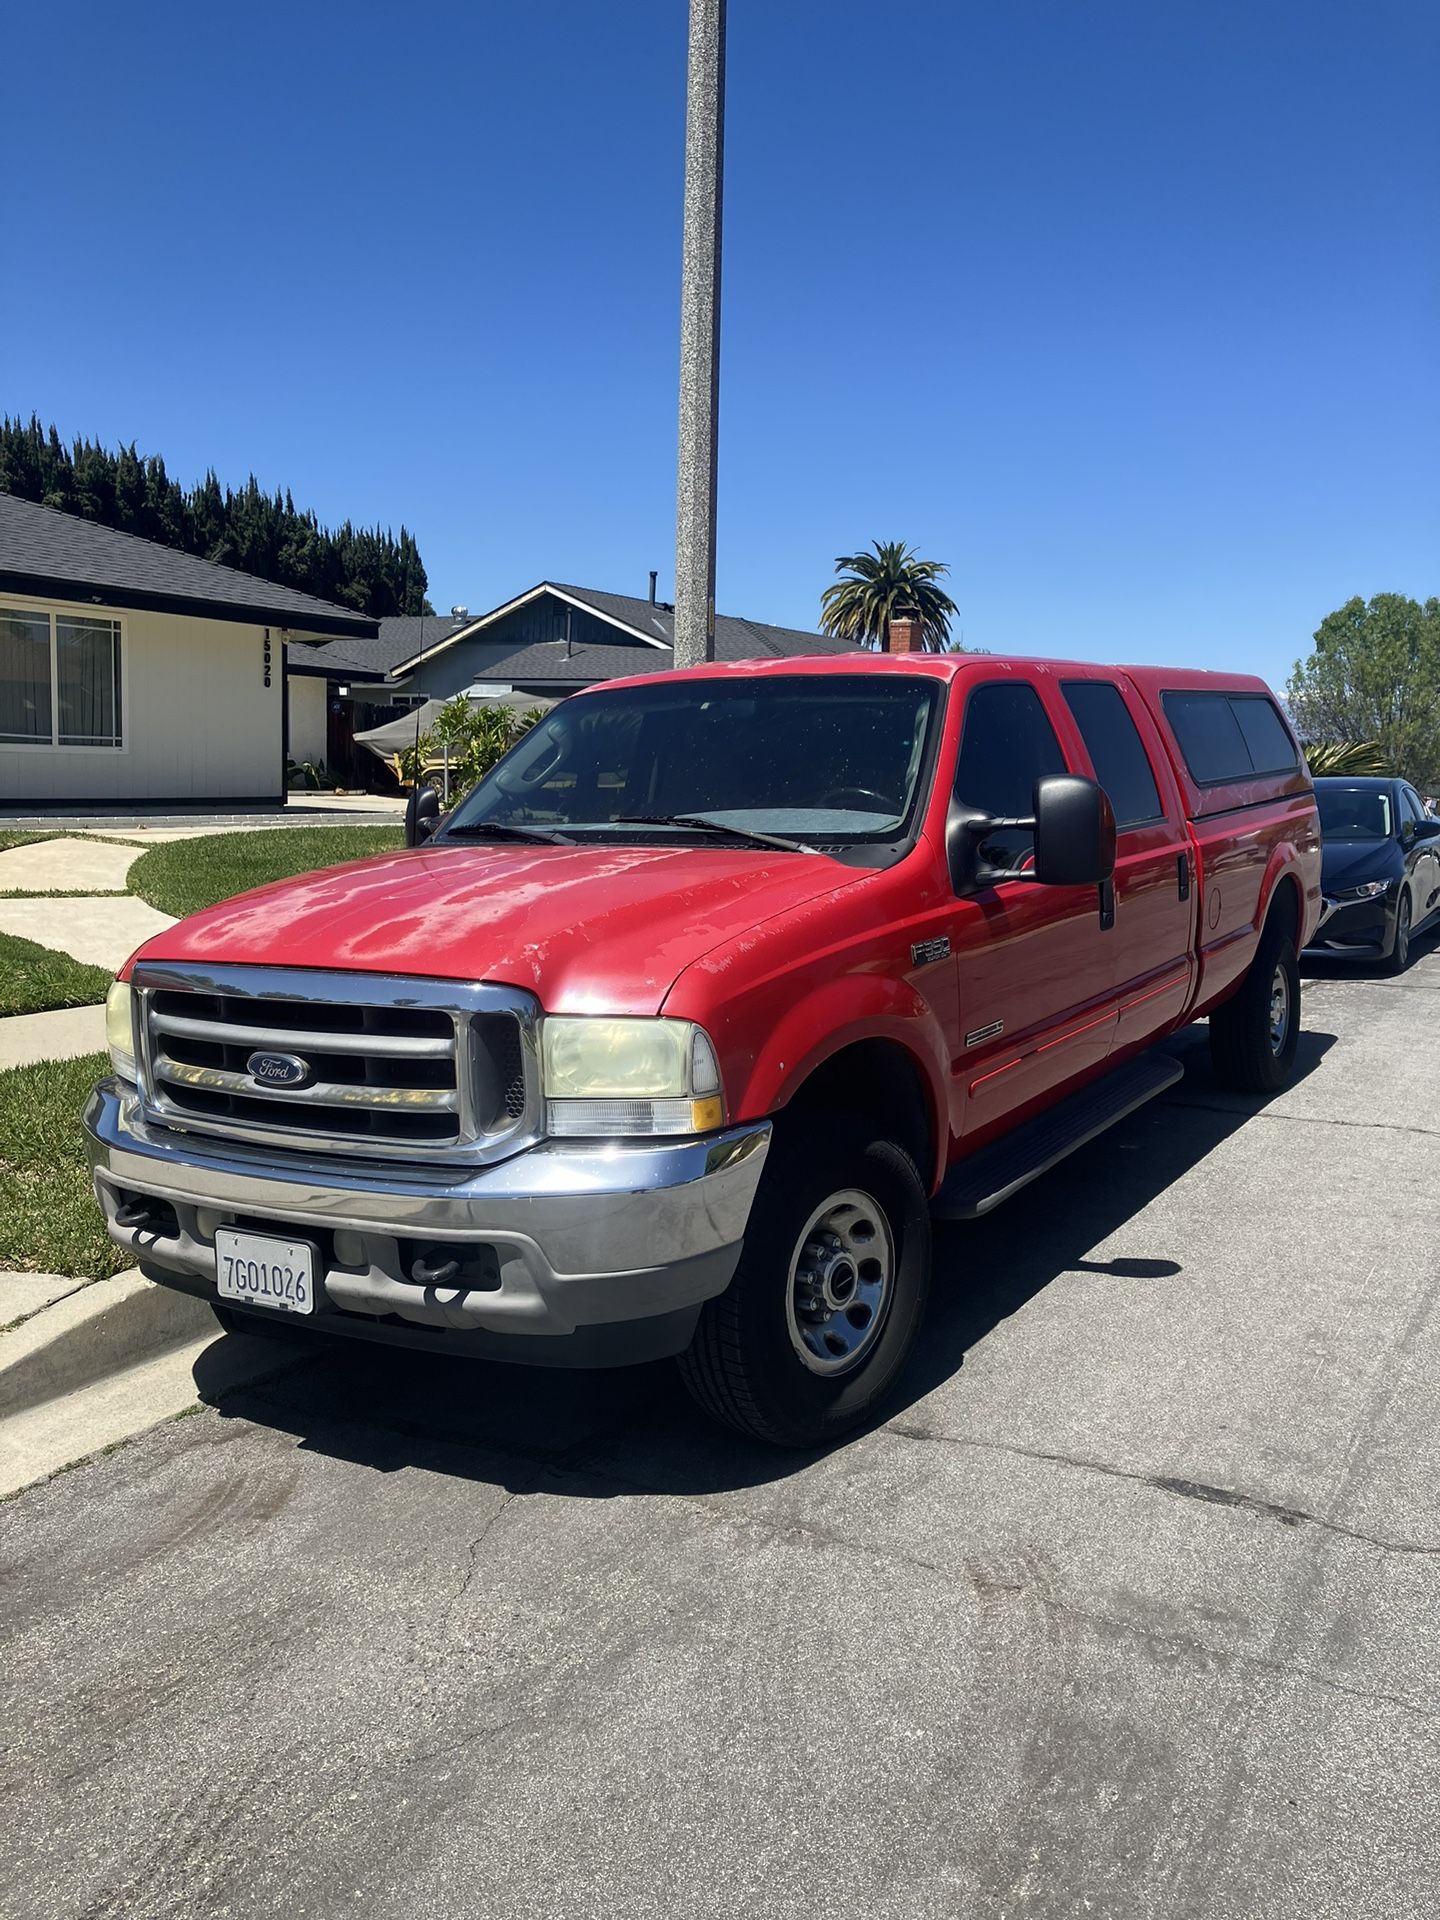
[1209,914,1301,1094]
[1383,891,1412,975]
[678,1125,932,1447]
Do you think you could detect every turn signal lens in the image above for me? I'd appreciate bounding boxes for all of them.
[105,979,137,1082]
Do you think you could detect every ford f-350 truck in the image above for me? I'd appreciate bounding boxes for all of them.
[86,654,1321,1446]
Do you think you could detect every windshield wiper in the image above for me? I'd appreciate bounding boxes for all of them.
[611,813,816,854]
[440,820,574,845]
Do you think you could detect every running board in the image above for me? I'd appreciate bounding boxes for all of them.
[932,1050,1184,1220]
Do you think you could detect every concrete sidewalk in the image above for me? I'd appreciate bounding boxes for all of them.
[0,1003,106,1069]
[1,793,408,834]
[0,836,138,894]
[0,894,174,971]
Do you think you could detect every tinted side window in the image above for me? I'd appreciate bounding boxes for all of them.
[1399,788,1423,838]
[1161,693,1252,785]
[955,682,1067,868]
[1061,680,1163,828]
[1162,691,1297,787]
[1231,696,1298,775]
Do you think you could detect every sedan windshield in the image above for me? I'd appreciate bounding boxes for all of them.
[1317,787,1392,840]
[442,676,941,845]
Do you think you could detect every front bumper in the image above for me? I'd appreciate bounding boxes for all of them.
[1303,893,1393,957]
[84,1081,770,1367]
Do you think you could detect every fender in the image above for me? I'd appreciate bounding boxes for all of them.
[731,972,951,1193]
[1257,838,1317,949]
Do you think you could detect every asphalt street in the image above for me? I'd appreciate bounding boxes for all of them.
[3,938,1437,1920]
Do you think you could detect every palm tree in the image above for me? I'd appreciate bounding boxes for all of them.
[819,541,959,652]
[1302,739,1390,776]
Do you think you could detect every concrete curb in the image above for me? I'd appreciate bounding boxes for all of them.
[0,1271,311,1499]
[0,1269,215,1418]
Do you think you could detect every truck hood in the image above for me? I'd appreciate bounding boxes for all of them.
[129,841,857,1014]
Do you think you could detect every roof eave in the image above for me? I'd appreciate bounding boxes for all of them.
[0,569,378,641]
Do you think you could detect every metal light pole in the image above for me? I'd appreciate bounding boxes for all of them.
[673,0,726,668]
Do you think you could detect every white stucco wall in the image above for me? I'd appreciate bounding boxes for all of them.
[0,593,285,803]
[286,673,329,769]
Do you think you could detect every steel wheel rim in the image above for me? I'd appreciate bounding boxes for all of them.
[1397,899,1410,965]
[785,1187,896,1377]
[1268,962,1290,1054]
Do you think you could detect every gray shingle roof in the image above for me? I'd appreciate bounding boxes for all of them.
[459,638,683,686]
[288,614,472,680]
[291,583,859,689]
[551,583,859,661]
[0,491,378,640]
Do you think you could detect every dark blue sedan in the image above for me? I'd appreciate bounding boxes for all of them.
[1306,776,1440,972]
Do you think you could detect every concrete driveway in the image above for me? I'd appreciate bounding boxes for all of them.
[2,943,1437,1919]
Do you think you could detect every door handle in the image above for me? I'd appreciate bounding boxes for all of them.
[1177,852,1191,901]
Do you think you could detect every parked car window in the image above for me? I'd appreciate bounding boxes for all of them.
[954,681,1068,869]
[1316,786,1392,840]
[1230,696,1299,775]
[1061,680,1163,828]
[446,675,941,844]
[1162,690,1296,787]
[1398,787,1424,840]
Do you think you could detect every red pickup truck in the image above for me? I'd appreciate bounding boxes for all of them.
[87,655,1321,1446]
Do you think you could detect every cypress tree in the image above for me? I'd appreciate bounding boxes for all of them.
[0,416,431,617]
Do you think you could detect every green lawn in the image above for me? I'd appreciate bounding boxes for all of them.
[0,931,114,1018]
[0,1052,128,1279]
[128,825,406,918]
[0,831,58,854]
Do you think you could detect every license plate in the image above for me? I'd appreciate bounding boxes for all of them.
[214,1228,317,1316]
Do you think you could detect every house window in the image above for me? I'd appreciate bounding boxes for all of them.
[0,608,123,748]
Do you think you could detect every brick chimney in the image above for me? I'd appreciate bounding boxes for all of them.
[887,608,922,654]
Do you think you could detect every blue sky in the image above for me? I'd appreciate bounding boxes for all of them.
[4,1,1436,688]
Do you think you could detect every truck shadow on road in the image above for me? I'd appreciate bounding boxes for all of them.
[194,1025,1337,1500]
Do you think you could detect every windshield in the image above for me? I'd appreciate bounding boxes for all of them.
[442,676,941,844]
[1317,787,1392,841]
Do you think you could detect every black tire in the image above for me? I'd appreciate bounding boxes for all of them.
[1209,914,1301,1094]
[1383,891,1412,975]
[677,1125,932,1448]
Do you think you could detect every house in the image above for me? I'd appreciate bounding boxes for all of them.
[289,577,859,778]
[0,492,377,805]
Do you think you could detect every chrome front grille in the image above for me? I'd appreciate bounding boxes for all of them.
[133,963,539,1163]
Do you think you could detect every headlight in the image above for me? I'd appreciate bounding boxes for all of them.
[540,1017,725,1137]
[105,979,137,1081]
[1336,879,1393,900]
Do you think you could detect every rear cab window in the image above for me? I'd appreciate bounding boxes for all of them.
[1162,690,1299,788]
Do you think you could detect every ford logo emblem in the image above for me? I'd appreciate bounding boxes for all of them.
[246,1049,311,1089]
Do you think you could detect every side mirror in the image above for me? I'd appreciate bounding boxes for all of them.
[1032,775,1117,887]
[1414,818,1440,841]
[405,783,441,847]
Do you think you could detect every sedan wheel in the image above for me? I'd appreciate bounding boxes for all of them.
[1385,893,1412,975]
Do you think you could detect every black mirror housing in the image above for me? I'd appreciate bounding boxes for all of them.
[405,783,441,848]
[1032,775,1116,887]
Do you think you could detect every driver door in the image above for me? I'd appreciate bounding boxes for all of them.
[948,679,1118,1147]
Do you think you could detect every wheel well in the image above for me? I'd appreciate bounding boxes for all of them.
[1266,873,1302,951]
[780,1040,936,1181]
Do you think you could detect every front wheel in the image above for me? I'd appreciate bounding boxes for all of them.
[1383,891,1412,975]
[678,1126,932,1447]
[1209,915,1301,1094]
